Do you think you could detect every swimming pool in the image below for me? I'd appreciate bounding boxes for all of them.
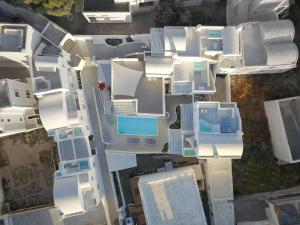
[117,115,158,136]
[208,30,222,39]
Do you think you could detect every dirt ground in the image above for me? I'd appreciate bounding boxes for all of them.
[0,129,58,212]
[231,2,300,194]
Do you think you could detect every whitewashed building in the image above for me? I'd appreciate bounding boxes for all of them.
[264,96,300,164]
[0,79,39,137]
[0,24,41,67]
[138,167,208,225]
[203,158,235,225]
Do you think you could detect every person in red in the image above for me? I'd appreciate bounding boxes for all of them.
[98,82,106,91]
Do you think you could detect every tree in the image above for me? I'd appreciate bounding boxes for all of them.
[42,0,74,16]
[154,0,186,27]
[8,0,74,17]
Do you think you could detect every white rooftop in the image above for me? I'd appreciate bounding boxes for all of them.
[53,176,84,216]
[138,167,207,225]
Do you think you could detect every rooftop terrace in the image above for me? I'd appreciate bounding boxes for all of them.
[0,25,26,52]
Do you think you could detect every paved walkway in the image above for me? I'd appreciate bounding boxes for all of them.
[81,65,118,225]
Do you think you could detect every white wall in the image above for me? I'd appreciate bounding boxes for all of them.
[6,79,33,107]
[264,100,292,163]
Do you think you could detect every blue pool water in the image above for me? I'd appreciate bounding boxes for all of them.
[117,115,158,136]
[199,119,213,133]
[79,160,89,170]
[208,30,222,38]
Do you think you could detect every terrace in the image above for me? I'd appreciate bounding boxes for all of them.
[112,59,164,115]
[0,25,26,52]
[194,102,243,158]
[197,102,240,135]
[173,60,216,94]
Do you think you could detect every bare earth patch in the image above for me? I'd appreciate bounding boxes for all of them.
[231,69,300,194]
[0,129,57,212]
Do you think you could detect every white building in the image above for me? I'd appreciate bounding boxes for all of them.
[150,20,298,75]
[203,158,235,225]
[52,127,104,220]
[264,96,300,164]
[138,167,208,225]
[0,79,39,137]
[227,0,289,26]
[28,30,108,222]
[82,0,132,23]
[169,101,243,158]
[0,24,41,67]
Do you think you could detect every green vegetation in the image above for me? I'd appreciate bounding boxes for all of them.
[231,67,300,194]
[153,0,226,27]
[162,143,168,153]
[7,0,74,16]
[153,0,191,27]
[233,124,300,194]
[169,106,181,129]
[105,38,123,47]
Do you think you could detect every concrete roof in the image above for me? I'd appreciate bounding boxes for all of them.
[0,24,26,52]
[279,97,300,161]
[53,176,84,216]
[138,167,207,225]
[242,20,298,66]
[145,56,173,75]
[112,59,164,115]
[112,60,143,98]
[164,27,187,52]
[10,207,61,225]
[39,92,68,131]
[223,26,239,55]
[206,159,235,225]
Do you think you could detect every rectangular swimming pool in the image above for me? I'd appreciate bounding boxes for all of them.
[117,115,158,136]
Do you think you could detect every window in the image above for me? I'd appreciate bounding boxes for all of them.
[19,118,23,121]
[7,119,10,122]
[15,91,20,97]
[26,90,31,98]
[0,119,3,122]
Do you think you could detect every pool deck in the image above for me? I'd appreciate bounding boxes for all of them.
[94,85,169,153]
[106,115,169,153]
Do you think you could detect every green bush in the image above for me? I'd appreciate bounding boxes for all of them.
[7,0,74,17]
[105,38,123,47]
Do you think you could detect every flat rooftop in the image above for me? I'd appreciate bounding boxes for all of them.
[138,167,207,225]
[279,97,300,161]
[112,60,164,115]
[0,25,26,52]
[242,23,267,66]
[42,23,67,46]
[83,0,130,12]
